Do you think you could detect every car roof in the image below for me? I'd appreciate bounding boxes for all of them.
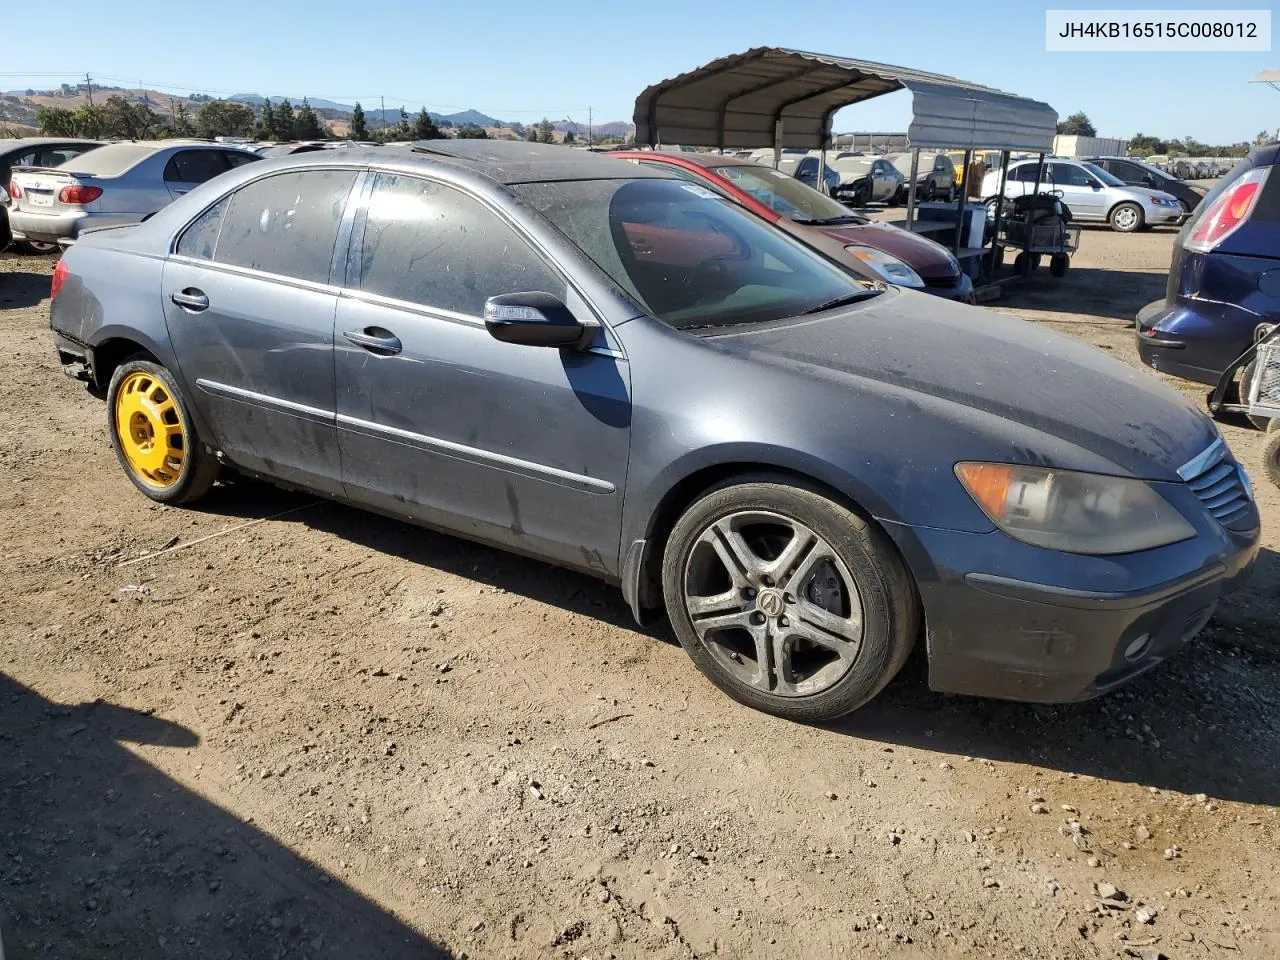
[268,139,676,185]
[1,137,101,155]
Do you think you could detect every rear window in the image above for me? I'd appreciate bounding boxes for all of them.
[55,143,159,177]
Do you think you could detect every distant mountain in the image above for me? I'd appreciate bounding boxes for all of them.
[230,93,355,113]
[439,109,502,128]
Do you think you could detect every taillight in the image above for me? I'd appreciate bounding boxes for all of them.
[51,259,68,302]
[58,185,103,205]
[1184,167,1269,253]
[8,181,20,199]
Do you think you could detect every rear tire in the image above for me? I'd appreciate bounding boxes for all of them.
[1109,202,1144,233]
[15,239,58,255]
[1049,253,1069,277]
[107,358,220,505]
[661,475,919,722]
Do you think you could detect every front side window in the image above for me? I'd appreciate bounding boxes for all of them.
[513,178,875,330]
[1049,163,1095,187]
[215,170,357,283]
[164,150,231,184]
[358,173,565,315]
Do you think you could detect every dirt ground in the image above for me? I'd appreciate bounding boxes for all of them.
[1,224,1277,960]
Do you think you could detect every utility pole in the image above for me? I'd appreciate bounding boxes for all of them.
[84,72,94,106]
[380,96,385,135]
[588,106,593,147]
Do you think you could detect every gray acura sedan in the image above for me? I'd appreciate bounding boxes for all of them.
[48,140,1259,721]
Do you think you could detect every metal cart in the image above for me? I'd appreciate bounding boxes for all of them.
[1208,322,1280,488]
[988,193,1081,279]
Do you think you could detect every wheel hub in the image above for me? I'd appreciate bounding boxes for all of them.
[755,589,784,618]
[114,372,186,488]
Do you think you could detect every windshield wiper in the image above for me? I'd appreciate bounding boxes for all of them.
[802,291,876,314]
[793,215,864,226]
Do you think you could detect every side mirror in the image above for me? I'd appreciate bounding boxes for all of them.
[484,291,589,349]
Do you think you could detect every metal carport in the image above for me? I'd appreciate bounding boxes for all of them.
[633,48,1059,280]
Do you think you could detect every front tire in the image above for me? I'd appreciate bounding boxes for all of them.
[1109,202,1144,233]
[107,359,219,505]
[661,476,919,722]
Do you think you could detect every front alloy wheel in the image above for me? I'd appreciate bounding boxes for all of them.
[683,511,863,697]
[662,477,919,721]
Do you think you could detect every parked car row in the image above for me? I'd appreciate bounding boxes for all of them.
[6,140,261,249]
[44,139,1259,722]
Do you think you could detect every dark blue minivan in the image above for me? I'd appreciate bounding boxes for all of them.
[1137,142,1280,383]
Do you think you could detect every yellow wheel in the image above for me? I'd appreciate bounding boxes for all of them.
[114,371,186,488]
[107,358,219,504]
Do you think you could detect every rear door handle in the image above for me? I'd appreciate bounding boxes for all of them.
[170,289,209,312]
[343,328,402,355]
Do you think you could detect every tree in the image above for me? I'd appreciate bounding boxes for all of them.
[171,103,196,137]
[36,106,77,137]
[99,95,157,139]
[1056,111,1096,137]
[295,98,325,139]
[350,101,369,140]
[198,100,256,139]
[563,129,576,144]
[271,99,296,141]
[536,117,555,143]
[456,124,489,139]
[396,107,412,139]
[412,107,441,140]
[257,100,275,140]
[526,126,538,142]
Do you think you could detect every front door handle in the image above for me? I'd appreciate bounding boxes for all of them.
[170,288,209,312]
[343,328,402,355]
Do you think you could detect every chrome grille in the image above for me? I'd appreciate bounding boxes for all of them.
[1178,438,1252,527]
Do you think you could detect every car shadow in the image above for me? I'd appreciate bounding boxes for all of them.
[0,271,51,310]
[188,483,1279,808]
[0,673,454,959]
[993,265,1167,322]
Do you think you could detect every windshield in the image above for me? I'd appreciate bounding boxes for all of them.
[512,178,877,330]
[887,153,930,175]
[1079,162,1126,187]
[711,164,861,222]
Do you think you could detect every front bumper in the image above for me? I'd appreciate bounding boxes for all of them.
[921,271,974,303]
[1144,204,1184,226]
[883,494,1260,704]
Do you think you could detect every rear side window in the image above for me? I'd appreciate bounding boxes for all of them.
[357,173,565,315]
[164,150,231,184]
[216,170,357,283]
[38,146,88,167]
[176,197,229,260]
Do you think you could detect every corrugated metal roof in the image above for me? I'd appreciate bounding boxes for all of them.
[633,48,1058,153]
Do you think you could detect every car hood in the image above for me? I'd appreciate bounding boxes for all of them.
[1115,185,1179,204]
[811,221,959,279]
[707,292,1216,481]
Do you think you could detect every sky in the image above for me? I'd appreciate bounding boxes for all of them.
[1,0,1275,143]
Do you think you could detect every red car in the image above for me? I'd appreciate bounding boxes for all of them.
[608,151,974,301]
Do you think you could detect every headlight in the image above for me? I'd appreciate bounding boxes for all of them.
[955,463,1196,555]
[1148,196,1173,206]
[844,245,925,288]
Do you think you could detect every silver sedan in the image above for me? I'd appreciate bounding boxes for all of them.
[8,140,260,246]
